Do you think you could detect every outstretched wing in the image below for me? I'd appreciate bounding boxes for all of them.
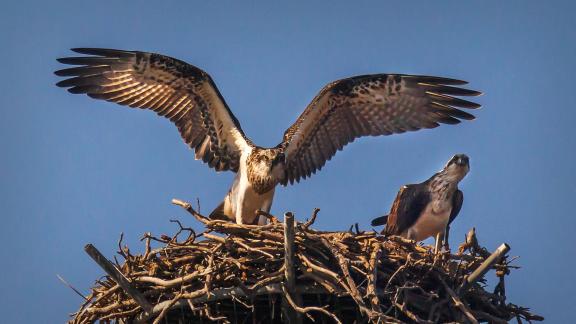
[278,74,481,184]
[385,184,430,236]
[55,48,251,172]
[448,189,464,225]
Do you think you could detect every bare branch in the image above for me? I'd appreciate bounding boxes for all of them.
[71,199,542,324]
[56,274,88,301]
[282,284,343,324]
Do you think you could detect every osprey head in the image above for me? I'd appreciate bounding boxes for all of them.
[442,154,470,182]
[247,148,285,193]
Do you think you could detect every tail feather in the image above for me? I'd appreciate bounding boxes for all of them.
[209,201,233,222]
[371,215,389,227]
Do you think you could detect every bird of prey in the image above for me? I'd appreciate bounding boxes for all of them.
[55,48,481,225]
[371,154,470,252]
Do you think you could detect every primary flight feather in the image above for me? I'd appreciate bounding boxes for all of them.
[55,48,481,225]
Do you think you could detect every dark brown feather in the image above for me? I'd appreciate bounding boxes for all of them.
[71,48,135,57]
[54,65,111,77]
[449,189,464,225]
[208,201,232,221]
[278,74,481,185]
[384,184,430,236]
[55,48,251,172]
[371,215,388,227]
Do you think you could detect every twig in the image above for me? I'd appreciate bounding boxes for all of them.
[56,274,88,300]
[256,209,280,223]
[392,300,434,324]
[117,232,127,260]
[282,212,301,323]
[282,284,343,324]
[463,243,510,289]
[84,244,153,313]
[236,238,275,259]
[283,212,296,290]
[441,279,478,324]
[134,268,213,288]
[365,242,382,312]
[320,237,374,319]
[172,198,210,224]
[152,293,182,324]
[472,310,508,324]
[169,219,197,244]
[303,208,320,229]
[140,232,152,260]
[71,199,542,324]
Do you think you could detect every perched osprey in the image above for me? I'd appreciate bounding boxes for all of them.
[371,154,470,252]
[55,48,481,225]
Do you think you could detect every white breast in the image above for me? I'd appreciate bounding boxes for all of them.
[405,203,452,242]
[225,148,276,224]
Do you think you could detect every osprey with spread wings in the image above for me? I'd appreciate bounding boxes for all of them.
[55,48,481,225]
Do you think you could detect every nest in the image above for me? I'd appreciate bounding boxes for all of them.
[69,199,543,323]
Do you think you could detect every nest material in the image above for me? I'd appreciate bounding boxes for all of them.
[70,199,543,324]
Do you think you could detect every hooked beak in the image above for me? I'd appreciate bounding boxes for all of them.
[453,154,469,167]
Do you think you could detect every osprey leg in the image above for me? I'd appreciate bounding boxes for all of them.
[434,232,444,254]
[443,225,452,252]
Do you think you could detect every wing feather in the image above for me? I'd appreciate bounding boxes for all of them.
[55,48,251,172]
[278,74,481,184]
[449,189,464,225]
[385,185,430,236]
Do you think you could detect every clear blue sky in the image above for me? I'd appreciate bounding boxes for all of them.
[1,1,573,322]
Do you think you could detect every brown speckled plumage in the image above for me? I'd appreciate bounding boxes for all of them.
[56,48,481,224]
[372,154,469,241]
[277,75,480,185]
[246,148,282,194]
[55,48,249,173]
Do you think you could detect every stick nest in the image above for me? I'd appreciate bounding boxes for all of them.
[70,199,542,323]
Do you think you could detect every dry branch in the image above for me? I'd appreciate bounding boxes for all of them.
[83,244,152,313]
[282,212,301,323]
[464,243,510,288]
[69,199,542,324]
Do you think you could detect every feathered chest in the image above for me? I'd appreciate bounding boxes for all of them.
[405,182,456,241]
[428,179,456,214]
[246,148,283,194]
